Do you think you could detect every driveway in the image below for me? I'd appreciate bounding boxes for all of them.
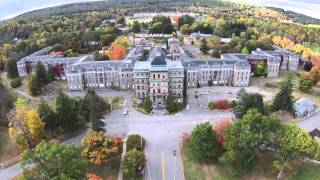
[104,94,234,180]
[0,89,234,180]
[299,109,320,131]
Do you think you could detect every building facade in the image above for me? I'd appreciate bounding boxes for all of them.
[16,39,301,110]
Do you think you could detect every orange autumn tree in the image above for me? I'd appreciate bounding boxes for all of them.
[81,131,122,165]
[213,119,232,144]
[107,44,127,60]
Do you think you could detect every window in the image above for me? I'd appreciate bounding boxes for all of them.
[158,74,160,79]
[178,84,181,89]
[153,89,156,94]
[153,74,155,79]
[158,89,161,93]
[137,85,140,90]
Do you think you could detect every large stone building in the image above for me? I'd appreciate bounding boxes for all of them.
[17,46,89,79]
[134,47,184,109]
[16,38,301,110]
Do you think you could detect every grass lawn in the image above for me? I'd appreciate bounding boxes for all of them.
[88,155,121,180]
[181,144,320,180]
[293,161,320,180]
[252,70,320,107]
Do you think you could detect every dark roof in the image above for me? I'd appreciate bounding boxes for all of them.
[150,47,167,66]
[310,128,320,138]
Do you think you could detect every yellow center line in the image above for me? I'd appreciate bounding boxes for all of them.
[162,151,166,180]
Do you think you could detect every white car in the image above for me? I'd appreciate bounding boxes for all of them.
[122,108,128,115]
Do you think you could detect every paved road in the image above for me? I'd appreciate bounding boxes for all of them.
[299,109,320,131]
[104,95,234,180]
[0,89,233,180]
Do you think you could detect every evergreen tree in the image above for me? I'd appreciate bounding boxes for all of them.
[142,97,152,113]
[131,21,141,33]
[80,89,109,132]
[200,38,209,54]
[165,95,177,113]
[35,62,48,89]
[272,77,294,114]
[5,60,18,79]
[47,66,55,82]
[56,90,79,131]
[28,74,41,96]
[38,101,58,133]
[234,88,265,118]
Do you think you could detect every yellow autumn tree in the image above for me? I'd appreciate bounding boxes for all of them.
[27,110,45,144]
[7,98,45,149]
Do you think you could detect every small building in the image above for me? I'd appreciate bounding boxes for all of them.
[294,98,317,118]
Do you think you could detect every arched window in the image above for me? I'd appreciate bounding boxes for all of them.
[158,89,161,93]
[153,89,156,94]
[178,84,181,89]
[137,85,140,90]
[158,74,160,79]
[153,74,155,79]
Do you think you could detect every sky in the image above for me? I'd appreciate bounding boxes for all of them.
[230,0,320,19]
[0,0,319,20]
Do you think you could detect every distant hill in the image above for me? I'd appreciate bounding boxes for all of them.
[269,7,320,24]
[13,0,174,20]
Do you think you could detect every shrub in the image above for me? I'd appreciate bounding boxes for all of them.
[126,134,145,151]
[10,78,22,88]
[230,100,237,108]
[215,99,230,109]
[123,149,145,179]
[207,80,213,86]
[208,102,216,110]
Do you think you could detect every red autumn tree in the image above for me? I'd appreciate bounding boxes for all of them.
[107,44,127,60]
[213,119,232,144]
[215,99,230,109]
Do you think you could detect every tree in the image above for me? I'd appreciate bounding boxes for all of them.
[177,15,195,28]
[20,140,88,180]
[141,97,152,113]
[7,99,45,148]
[189,122,218,162]
[207,80,213,86]
[241,47,249,54]
[234,88,248,118]
[100,34,115,46]
[35,62,48,89]
[108,44,127,60]
[81,131,122,165]
[272,77,294,114]
[47,66,55,82]
[131,21,141,33]
[28,74,41,96]
[234,88,264,118]
[220,109,282,173]
[123,149,145,179]
[299,73,313,92]
[149,16,176,34]
[116,16,125,25]
[309,66,320,84]
[126,134,146,151]
[303,61,313,71]
[165,95,177,113]
[213,119,232,145]
[80,89,109,132]
[200,38,209,54]
[276,124,320,179]
[55,90,80,132]
[180,24,191,35]
[10,78,22,88]
[38,101,58,133]
[208,101,216,110]
[215,99,230,109]
[5,59,18,79]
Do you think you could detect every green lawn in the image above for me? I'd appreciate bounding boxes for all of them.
[252,70,320,107]
[181,144,320,180]
[293,161,320,180]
